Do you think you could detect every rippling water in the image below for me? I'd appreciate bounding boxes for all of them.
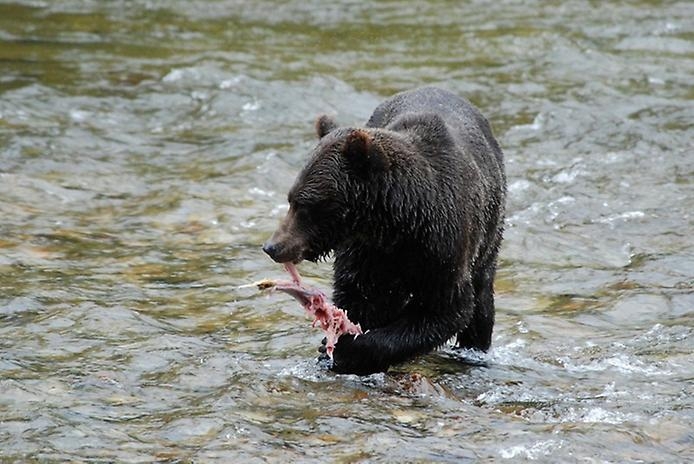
[1,1,692,462]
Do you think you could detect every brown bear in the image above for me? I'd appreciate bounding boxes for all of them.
[263,87,506,375]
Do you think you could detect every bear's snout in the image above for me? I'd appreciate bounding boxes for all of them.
[263,207,309,263]
[263,227,306,263]
[262,240,284,262]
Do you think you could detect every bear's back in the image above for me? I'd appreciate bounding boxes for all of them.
[367,87,503,182]
[366,87,481,131]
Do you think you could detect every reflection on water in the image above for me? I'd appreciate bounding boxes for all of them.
[1,0,692,462]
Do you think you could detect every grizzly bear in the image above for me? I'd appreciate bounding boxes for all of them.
[263,87,506,375]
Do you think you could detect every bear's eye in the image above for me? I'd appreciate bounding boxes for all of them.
[289,197,306,212]
[293,199,326,223]
[290,193,315,211]
[291,204,321,231]
[288,197,310,216]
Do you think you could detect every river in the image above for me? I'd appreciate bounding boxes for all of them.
[1,1,692,462]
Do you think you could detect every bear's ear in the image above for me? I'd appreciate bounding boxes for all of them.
[315,114,338,139]
[342,130,390,173]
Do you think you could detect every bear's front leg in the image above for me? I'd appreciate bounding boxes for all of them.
[329,331,390,375]
[316,335,383,374]
[324,289,474,375]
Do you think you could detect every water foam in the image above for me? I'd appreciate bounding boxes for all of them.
[500,439,563,460]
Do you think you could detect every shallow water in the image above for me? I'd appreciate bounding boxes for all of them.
[1,0,692,462]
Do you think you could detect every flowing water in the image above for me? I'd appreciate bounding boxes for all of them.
[1,1,692,462]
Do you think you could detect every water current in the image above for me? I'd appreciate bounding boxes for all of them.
[0,1,692,462]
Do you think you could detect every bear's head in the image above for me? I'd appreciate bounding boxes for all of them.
[263,115,398,264]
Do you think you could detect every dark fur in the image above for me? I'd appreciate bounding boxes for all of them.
[264,87,506,375]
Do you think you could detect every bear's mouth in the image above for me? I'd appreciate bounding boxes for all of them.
[302,246,332,263]
[263,231,333,264]
[301,249,319,263]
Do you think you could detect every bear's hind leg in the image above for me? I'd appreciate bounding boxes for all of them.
[456,251,498,352]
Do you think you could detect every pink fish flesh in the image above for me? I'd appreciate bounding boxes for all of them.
[258,263,362,357]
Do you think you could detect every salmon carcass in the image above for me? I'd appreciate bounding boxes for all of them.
[256,263,362,357]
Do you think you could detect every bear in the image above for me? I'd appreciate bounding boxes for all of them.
[263,87,506,375]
